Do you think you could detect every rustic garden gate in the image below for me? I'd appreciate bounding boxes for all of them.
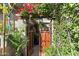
[27,18,53,56]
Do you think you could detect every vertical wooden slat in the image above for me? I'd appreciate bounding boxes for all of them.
[40,31,51,56]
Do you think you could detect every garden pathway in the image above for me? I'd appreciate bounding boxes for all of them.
[31,45,39,56]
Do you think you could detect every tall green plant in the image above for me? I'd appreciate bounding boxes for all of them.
[7,31,28,56]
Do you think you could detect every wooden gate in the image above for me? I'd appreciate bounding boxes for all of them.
[39,31,51,56]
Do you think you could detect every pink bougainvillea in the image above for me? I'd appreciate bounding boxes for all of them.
[23,3,33,13]
[15,3,35,16]
[19,7,25,11]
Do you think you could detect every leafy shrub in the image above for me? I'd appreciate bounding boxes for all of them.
[7,31,28,56]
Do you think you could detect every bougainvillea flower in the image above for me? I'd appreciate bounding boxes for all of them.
[29,9,33,13]
[23,3,33,10]
[18,7,24,11]
[23,3,33,13]
[16,12,21,14]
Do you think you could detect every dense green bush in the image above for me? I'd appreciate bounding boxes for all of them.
[45,4,79,56]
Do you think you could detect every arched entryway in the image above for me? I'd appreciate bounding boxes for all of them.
[27,18,52,56]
